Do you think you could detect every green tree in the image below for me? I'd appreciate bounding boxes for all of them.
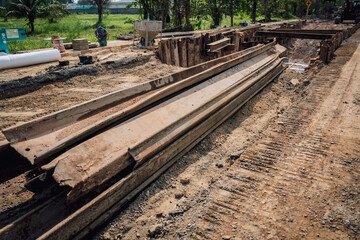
[9,0,68,33]
[40,0,68,23]
[172,0,183,27]
[132,0,170,27]
[206,0,226,26]
[224,0,242,26]
[252,0,258,23]
[9,0,47,33]
[0,6,8,21]
[86,0,110,23]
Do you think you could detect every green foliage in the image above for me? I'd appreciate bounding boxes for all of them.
[0,14,139,52]
[8,0,69,32]
[86,0,111,23]
[40,1,69,23]
[0,6,8,22]
[124,17,134,24]
[0,0,308,52]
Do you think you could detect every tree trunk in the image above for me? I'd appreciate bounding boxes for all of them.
[173,0,181,26]
[212,10,221,26]
[284,0,289,18]
[292,2,297,16]
[263,0,271,22]
[98,5,103,23]
[30,22,34,33]
[184,0,191,30]
[29,15,35,33]
[315,0,320,17]
[252,0,257,23]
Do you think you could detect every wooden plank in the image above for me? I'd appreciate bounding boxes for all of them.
[319,40,329,63]
[187,38,195,67]
[169,39,175,65]
[207,38,230,51]
[180,38,188,67]
[194,37,201,65]
[203,33,209,57]
[174,39,180,66]
[165,40,171,64]
[158,41,163,62]
[208,43,231,53]
[224,44,235,51]
[235,33,240,51]
[199,36,203,61]
[222,30,235,36]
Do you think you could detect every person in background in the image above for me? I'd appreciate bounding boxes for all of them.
[95,26,108,47]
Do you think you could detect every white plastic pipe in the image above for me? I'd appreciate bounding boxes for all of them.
[0,49,61,70]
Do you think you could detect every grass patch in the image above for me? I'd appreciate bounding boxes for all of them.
[0,14,139,53]
[0,13,295,53]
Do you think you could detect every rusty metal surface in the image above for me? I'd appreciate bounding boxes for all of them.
[256,31,334,39]
[52,50,279,200]
[38,58,285,240]
[0,43,286,240]
[2,44,266,166]
[10,91,156,165]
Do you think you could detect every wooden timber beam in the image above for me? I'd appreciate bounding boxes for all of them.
[207,38,230,51]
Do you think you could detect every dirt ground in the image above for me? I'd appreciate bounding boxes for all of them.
[0,22,359,240]
[283,20,358,65]
[91,29,360,239]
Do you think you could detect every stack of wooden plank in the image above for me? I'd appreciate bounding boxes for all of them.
[207,38,231,52]
[72,39,89,51]
[158,25,272,67]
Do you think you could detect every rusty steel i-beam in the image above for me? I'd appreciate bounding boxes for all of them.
[256,31,334,39]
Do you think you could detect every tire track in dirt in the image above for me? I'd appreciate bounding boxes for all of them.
[93,36,360,240]
[192,42,360,240]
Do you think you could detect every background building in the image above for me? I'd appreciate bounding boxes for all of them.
[67,0,138,14]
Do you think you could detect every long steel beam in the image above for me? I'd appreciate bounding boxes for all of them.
[2,44,266,166]
[256,31,334,39]
[41,61,284,240]
[51,46,277,203]
[0,43,285,240]
[269,29,345,34]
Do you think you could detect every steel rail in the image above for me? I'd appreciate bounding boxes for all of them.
[129,57,278,169]
[269,29,345,34]
[39,59,284,240]
[256,31,334,39]
[50,46,278,203]
[0,43,285,240]
[2,44,267,166]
